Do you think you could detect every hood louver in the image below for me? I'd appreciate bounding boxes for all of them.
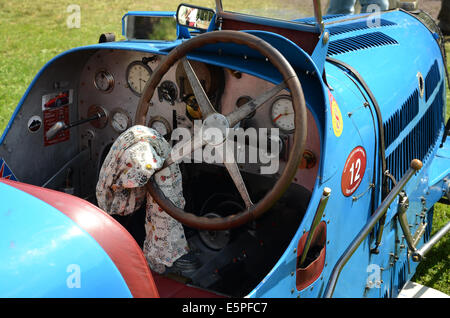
[384,89,420,148]
[385,82,445,187]
[425,60,441,102]
[327,32,398,56]
[327,19,397,36]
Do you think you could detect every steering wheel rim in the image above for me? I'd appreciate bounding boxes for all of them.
[135,30,307,231]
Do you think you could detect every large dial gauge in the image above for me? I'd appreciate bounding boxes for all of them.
[271,95,295,133]
[126,61,153,96]
[94,69,114,93]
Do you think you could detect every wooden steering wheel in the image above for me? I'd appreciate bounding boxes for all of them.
[135,30,307,231]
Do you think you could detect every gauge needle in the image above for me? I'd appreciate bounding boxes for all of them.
[139,78,147,91]
[273,112,294,123]
[273,114,283,123]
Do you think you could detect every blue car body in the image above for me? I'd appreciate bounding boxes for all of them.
[0,2,448,298]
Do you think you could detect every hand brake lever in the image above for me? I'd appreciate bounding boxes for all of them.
[46,112,105,140]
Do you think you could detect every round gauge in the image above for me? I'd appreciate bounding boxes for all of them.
[158,80,178,105]
[111,109,131,133]
[126,61,153,96]
[148,116,172,137]
[94,69,114,93]
[271,95,295,133]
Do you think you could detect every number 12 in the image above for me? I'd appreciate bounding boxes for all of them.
[349,158,361,185]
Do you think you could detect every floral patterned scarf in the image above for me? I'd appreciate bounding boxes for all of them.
[96,125,189,273]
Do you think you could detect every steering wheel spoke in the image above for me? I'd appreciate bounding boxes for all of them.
[226,81,288,127]
[166,133,207,167]
[215,145,254,209]
[181,57,216,118]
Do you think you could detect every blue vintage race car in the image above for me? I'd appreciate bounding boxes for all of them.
[0,0,448,298]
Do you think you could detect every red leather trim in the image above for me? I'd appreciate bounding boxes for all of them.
[221,19,319,55]
[296,221,327,291]
[1,179,159,298]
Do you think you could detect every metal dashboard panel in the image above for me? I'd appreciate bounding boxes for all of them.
[0,50,92,188]
[78,49,322,196]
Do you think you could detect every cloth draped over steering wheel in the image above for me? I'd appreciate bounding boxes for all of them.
[96,125,189,273]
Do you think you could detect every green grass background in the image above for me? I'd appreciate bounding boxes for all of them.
[0,0,448,296]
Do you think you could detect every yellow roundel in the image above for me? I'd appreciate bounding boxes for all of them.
[329,91,343,137]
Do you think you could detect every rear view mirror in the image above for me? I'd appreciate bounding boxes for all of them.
[176,4,215,31]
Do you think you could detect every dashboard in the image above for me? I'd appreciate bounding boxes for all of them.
[77,49,321,194]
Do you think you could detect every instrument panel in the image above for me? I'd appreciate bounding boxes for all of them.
[78,49,320,191]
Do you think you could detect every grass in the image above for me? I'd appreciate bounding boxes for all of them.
[0,0,448,296]
[412,202,450,294]
[0,0,223,131]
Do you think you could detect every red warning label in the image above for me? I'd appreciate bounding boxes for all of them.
[341,146,367,197]
[43,105,70,146]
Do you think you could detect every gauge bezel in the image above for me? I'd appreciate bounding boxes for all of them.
[158,80,179,105]
[88,105,109,129]
[148,116,172,137]
[93,69,115,93]
[110,108,132,133]
[126,61,153,97]
[270,94,295,134]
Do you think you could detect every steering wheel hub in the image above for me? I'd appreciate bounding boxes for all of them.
[202,113,230,146]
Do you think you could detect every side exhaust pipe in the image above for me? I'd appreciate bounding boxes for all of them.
[412,221,450,262]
